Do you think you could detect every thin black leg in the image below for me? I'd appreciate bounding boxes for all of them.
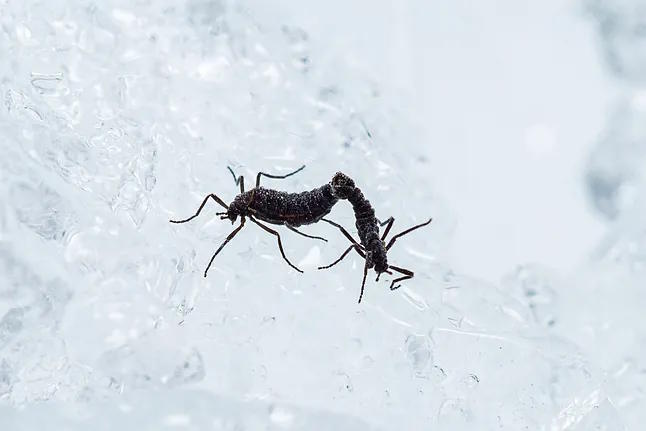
[321,218,363,248]
[286,224,327,242]
[380,217,395,241]
[318,244,366,270]
[358,261,369,303]
[249,216,303,273]
[227,166,245,193]
[204,217,246,277]
[256,164,306,188]
[227,166,239,184]
[170,193,229,224]
[386,264,414,290]
[377,217,394,226]
[374,269,392,282]
[385,218,433,251]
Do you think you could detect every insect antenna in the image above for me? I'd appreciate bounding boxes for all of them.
[169,193,229,224]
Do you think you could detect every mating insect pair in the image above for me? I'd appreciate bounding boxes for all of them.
[169,166,431,303]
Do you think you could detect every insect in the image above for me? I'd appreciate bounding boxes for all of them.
[318,172,432,303]
[170,165,342,277]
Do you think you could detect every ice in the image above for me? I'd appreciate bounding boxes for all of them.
[0,389,382,430]
[0,0,644,430]
[585,101,646,220]
[586,0,646,83]
[580,5,646,426]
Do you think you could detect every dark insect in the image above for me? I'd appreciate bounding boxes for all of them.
[318,172,432,303]
[170,165,341,277]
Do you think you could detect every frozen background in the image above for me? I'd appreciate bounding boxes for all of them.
[1,0,645,429]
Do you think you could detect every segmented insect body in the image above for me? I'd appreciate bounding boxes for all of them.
[330,173,388,273]
[228,185,338,227]
[170,165,431,304]
[170,165,341,277]
[320,172,433,303]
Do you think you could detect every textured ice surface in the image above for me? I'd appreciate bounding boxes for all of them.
[585,0,646,221]
[0,0,644,430]
[586,0,646,82]
[585,99,646,220]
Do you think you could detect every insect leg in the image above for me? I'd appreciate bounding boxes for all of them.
[379,217,395,241]
[385,264,414,290]
[169,193,229,224]
[385,218,433,250]
[256,164,306,188]
[286,224,328,242]
[318,244,366,270]
[358,261,369,303]
[249,216,304,273]
[227,167,245,193]
[227,166,239,184]
[321,218,363,248]
[377,217,394,226]
[374,269,393,282]
[204,217,246,277]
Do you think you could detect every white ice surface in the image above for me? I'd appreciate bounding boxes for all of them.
[1,0,645,430]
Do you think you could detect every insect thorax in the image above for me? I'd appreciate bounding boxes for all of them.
[229,191,254,217]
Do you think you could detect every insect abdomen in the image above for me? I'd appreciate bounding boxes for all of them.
[248,185,338,227]
[346,186,389,271]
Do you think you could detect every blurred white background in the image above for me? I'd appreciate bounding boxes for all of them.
[266,0,612,282]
